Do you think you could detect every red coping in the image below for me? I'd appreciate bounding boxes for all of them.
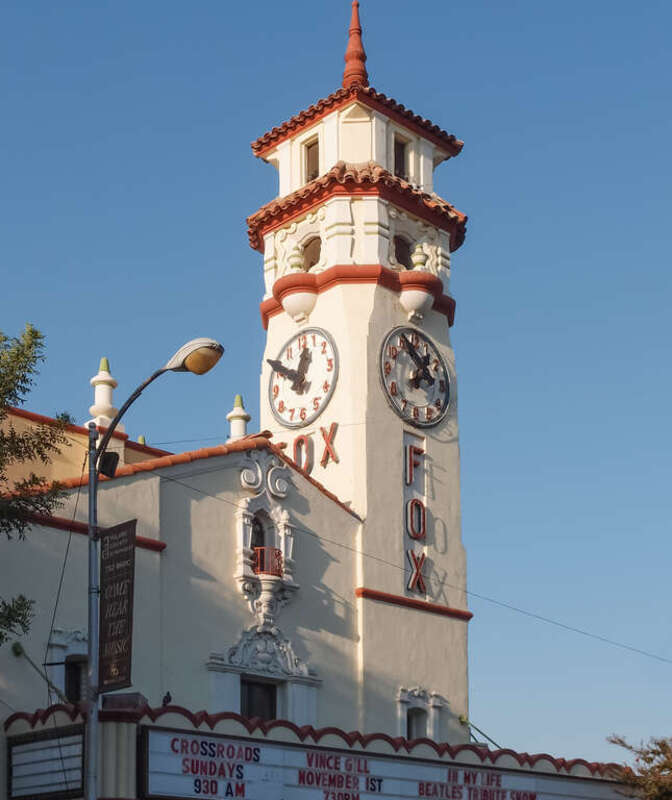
[259,264,455,330]
[3,703,617,778]
[28,513,166,552]
[355,587,473,621]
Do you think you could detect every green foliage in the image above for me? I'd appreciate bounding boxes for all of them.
[0,595,34,647]
[607,735,672,800]
[55,411,76,425]
[0,324,68,645]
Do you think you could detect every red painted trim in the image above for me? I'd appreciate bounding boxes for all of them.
[251,86,463,160]
[260,265,455,329]
[28,514,166,552]
[6,406,128,442]
[355,587,473,621]
[248,178,465,254]
[4,703,618,778]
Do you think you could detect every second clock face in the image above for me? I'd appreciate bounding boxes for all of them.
[267,327,338,428]
[380,327,450,427]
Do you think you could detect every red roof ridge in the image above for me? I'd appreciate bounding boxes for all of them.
[342,1,368,90]
[251,85,463,160]
[49,431,358,520]
[4,405,172,456]
[247,160,466,252]
[58,435,274,490]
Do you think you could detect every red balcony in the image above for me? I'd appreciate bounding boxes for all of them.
[253,546,283,577]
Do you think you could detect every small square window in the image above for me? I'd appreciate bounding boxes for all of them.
[305,139,319,182]
[407,707,428,739]
[241,678,277,721]
[64,656,87,703]
[394,137,408,180]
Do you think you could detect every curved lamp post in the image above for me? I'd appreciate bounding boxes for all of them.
[85,338,223,800]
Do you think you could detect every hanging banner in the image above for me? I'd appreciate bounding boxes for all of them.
[99,518,136,693]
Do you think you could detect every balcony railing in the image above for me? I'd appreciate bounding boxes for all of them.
[253,546,283,577]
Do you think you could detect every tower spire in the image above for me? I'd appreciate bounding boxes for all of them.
[342,1,369,89]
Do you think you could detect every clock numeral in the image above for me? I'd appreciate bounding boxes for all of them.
[426,407,434,421]
[390,381,398,397]
[384,361,392,376]
[439,379,446,393]
[435,399,442,410]
[289,408,296,421]
[388,345,398,360]
[401,398,408,411]
[412,407,419,420]
[286,346,293,359]
[326,358,334,372]
[298,335,307,350]
[299,407,307,421]
[273,385,279,398]
[312,334,317,346]
[432,358,439,371]
[323,380,330,394]
[313,397,320,411]
[278,400,285,413]
[321,341,327,354]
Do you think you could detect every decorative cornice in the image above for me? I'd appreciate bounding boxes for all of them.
[259,264,455,329]
[251,86,463,160]
[4,703,618,779]
[247,161,466,253]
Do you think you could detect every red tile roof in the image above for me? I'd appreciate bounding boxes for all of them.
[57,432,360,520]
[247,161,466,253]
[251,85,463,160]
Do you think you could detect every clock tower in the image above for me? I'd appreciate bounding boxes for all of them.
[248,2,471,740]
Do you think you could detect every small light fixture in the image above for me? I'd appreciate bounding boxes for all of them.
[163,338,224,375]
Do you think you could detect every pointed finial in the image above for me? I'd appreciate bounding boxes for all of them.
[99,356,110,373]
[342,1,369,89]
[138,435,146,445]
[227,394,251,442]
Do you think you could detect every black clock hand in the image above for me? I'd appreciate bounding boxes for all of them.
[291,348,312,393]
[401,334,435,387]
[267,358,301,384]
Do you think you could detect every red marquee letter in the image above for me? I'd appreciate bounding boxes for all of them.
[407,550,427,594]
[320,422,339,468]
[293,434,313,474]
[406,498,426,540]
[405,445,424,486]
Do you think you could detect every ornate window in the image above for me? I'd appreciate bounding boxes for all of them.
[241,678,277,721]
[398,686,445,741]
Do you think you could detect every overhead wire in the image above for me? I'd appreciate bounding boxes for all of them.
[56,431,672,666]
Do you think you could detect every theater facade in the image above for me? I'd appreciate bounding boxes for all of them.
[2,3,623,800]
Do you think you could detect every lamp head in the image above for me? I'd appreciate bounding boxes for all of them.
[163,338,224,375]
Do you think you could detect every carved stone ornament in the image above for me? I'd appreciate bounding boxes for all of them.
[240,450,290,499]
[227,625,314,680]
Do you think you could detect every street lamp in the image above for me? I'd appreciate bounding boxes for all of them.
[85,337,223,800]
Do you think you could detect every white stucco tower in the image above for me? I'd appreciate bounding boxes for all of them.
[250,2,471,740]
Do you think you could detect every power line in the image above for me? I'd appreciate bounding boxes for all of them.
[57,433,672,666]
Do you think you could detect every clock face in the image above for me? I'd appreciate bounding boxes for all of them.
[267,327,338,428]
[380,327,450,427]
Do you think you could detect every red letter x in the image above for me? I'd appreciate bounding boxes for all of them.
[320,422,339,468]
[407,550,427,594]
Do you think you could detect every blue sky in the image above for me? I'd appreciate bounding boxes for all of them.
[2,0,671,762]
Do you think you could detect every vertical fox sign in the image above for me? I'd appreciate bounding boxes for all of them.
[99,519,136,693]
